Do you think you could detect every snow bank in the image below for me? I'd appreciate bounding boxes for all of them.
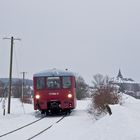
[0,95,140,140]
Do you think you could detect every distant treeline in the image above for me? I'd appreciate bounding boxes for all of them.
[0,78,33,86]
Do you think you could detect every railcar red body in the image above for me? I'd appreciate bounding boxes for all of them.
[33,69,76,114]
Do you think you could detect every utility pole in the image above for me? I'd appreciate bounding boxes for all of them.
[21,72,27,102]
[3,36,21,114]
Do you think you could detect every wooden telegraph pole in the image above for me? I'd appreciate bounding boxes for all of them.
[3,36,21,114]
[21,72,27,102]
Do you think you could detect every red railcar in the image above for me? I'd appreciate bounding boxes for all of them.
[33,69,76,114]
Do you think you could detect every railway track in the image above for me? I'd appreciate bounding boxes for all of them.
[0,115,66,140]
[0,116,45,138]
[27,115,66,140]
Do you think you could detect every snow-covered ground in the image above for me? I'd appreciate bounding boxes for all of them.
[0,95,140,140]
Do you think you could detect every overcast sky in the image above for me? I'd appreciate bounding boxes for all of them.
[0,0,140,85]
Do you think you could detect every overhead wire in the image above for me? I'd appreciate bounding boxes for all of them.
[14,43,20,79]
[14,43,26,114]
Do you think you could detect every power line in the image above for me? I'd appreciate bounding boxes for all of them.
[14,47,20,78]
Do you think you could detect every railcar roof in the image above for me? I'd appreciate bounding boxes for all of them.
[33,69,75,77]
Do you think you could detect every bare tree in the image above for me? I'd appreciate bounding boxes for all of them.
[76,76,89,100]
[92,74,111,89]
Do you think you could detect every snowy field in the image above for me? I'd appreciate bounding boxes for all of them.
[0,95,140,140]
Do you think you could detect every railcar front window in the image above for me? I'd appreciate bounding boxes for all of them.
[46,77,61,89]
[62,77,71,88]
[36,77,45,89]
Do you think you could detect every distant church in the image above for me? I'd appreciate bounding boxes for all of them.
[116,69,134,82]
[113,69,140,99]
[117,69,123,79]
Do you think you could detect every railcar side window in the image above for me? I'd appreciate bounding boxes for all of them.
[46,77,61,89]
[36,77,45,89]
[62,77,71,88]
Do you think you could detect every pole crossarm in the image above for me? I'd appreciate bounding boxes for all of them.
[3,37,21,41]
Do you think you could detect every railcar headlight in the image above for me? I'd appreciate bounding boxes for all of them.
[35,95,40,99]
[68,93,72,98]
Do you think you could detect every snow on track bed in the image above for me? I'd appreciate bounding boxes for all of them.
[27,115,66,140]
[0,116,45,138]
[0,115,66,140]
[0,99,93,140]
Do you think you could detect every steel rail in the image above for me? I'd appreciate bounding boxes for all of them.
[0,116,45,138]
[27,115,66,140]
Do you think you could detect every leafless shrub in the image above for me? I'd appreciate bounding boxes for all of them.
[91,84,122,117]
[90,74,122,118]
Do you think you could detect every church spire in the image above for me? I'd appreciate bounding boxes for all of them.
[117,69,123,79]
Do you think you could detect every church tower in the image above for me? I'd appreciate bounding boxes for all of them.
[117,69,123,79]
